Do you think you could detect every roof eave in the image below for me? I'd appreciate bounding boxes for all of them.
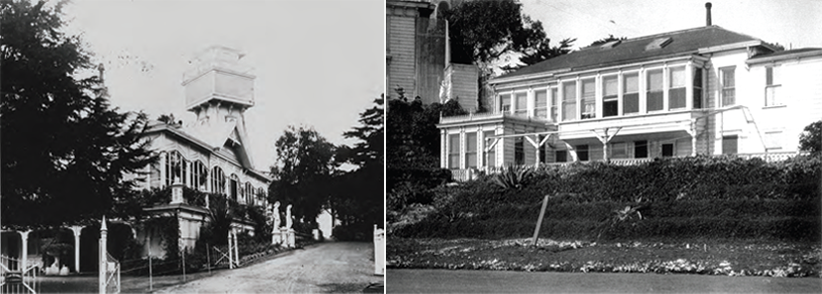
[746,49,822,65]
[697,40,763,54]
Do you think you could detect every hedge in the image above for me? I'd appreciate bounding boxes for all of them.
[394,155,822,241]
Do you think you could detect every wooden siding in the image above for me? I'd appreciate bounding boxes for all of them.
[387,14,416,99]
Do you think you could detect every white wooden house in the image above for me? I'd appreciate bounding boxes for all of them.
[438,24,822,181]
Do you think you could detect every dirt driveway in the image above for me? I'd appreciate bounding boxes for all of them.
[156,242,382,293]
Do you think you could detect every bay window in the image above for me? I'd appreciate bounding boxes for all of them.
[500,94,511,113]
[448,134,460,169]
[514,92,527,116]
[693,68,703,109]
[483,131,496,167]
[550,88,558,121]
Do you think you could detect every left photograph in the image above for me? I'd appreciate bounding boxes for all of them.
[0,0,385,293]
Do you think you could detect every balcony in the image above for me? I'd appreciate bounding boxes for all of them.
[558,109,707,140]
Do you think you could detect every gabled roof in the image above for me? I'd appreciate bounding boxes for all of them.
[495,26,764,82]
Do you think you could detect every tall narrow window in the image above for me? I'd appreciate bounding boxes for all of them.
[514,137,524,165]
[211,166,225,195]
[465,132,478,168]
[550,88,558,121]
[166,151,185,187]
[693,68,703,109]
[562,82,577,121]
[722,135,738,154]
[514,92,527,116]
[581,79,595,119]
[500,94,511,113]
[484,131,496,167]
[448,134,460,169]
[623,73,639,114]
[765,66,782,106]
[603,76,618,117]
[245,182,254,205]
[647,69,663,111]
[535,90,548,118]
[721,67,736,106]
[230,174,239,202]
[193,161,207,192]
[576,145,589,161]
[669,67,686,109]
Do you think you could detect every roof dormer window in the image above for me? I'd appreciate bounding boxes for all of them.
[645,37,673,51]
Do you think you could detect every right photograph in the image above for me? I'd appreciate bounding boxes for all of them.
[386,0,822,292]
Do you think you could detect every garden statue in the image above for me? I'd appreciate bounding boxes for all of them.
[272,201,281,231]
[285,204,293,229]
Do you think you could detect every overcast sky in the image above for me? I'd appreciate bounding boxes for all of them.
[520,0,822,51]
[64,0,384,171]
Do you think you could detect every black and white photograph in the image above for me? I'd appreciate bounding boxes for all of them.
[386,0,822,293]
[2,0,384,293]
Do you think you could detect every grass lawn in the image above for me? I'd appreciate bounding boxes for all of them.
[388,237,822,278]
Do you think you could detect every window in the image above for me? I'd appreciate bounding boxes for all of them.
[576,145,589,161]
[562,82,576,121]
[465,132,478,168]
[192,160,208,192]
[721,67,736,106]
[500,94,511,112]
[634,141,648,158]
[764,131,783,150]
[693,68,703,109]
[514,92,527,116]
[669,67,686,109]
[647,69,663,111]
[448,134,460,169]
[230,174,239,202]
[535,90,548,118]
[211,166,226,195]
[662,143,674,157]
[484,131,496,167]
[611,142,628,159]
[550,88,558,121]
[581,79,595,119]
[165,151,186,187]
[514,137,524,165]
[245,182,254,205]
[555,150,568,163]
[624,73,639,114]
[765,66,782,106]
[722,135,738,154]
[603,76,618,117]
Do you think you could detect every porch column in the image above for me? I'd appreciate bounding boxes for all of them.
[71,226,83,273]
[19,230,30,271]
[159,153,166,188]
[689,119,698,156]
[593,127,622,162]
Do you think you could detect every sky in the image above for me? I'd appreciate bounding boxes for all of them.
[519,0,822,52]
[63,0,384,171]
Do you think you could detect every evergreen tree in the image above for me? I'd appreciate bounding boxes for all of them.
[1,0,155,227]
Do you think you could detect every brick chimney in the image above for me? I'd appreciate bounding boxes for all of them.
[705,2,712,26]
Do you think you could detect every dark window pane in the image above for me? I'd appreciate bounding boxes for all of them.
[603,99,618,117]
[635,141,648,158]
[669,88,686,109]
[576,145,589,161]
[662,143,674,157]
[722,135,738,155]
[515,137,524,165]
[647,91,663,111]
[624,93,639,114]
[556,150,567,163]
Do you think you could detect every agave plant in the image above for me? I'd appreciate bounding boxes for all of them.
[491,166,534,190]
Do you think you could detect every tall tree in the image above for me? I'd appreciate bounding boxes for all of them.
[332,96,385,229]
[1,0,155,227]
[268,126,337,225]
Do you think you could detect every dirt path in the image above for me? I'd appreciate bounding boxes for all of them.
[156,242,382,293]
